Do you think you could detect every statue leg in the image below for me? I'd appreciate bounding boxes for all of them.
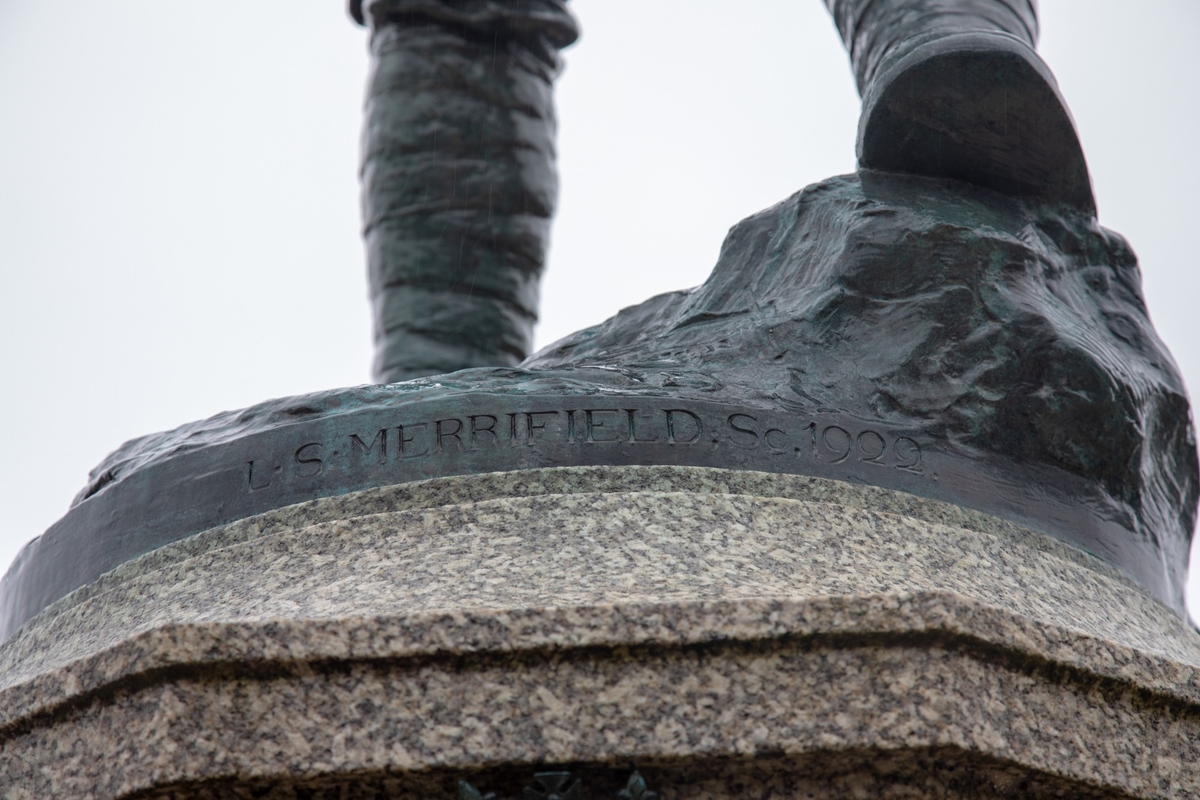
[824,0,1095,213]
[354,1,578,383]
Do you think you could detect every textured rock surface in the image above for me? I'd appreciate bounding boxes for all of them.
[526,171,1197,577]
[1,467,1198,799]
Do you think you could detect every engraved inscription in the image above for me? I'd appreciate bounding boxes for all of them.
[245,402,925,493]
[764,428,788,454]
[665,409,702,444]
[247,460,281,491]
[626,409,659,443]
[470,415,499,449]
[724,415,923,473]
[895,437,923,473]
[397,423,428,459]
[350,429,387,465]
[586,409,622,443]
[526,411,558,446]
[727,414,759,448]
[294,443,324,478]
[436,418,466,454]
[857,430,886,466]
[822,426,852,464]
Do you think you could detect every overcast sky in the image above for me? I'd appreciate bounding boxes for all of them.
[1,1,1198,615]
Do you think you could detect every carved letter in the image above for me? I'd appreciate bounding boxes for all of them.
[436,418,466,453]
[294,443,324,478]
[665,409,703,444]
[526,411,558,446]
[396,423,429,459]
[822,426,852,464]
[469,415,499,450]
[626,409,660,443]
[895,437,923,473]
[350,429,388,464]
[765,428,789,453]
[247,460,279,491]
[727,414,759,448]
[585,409,622,443]
[803,421,818,458]
[857,430,887,465]
[565,409,577,443]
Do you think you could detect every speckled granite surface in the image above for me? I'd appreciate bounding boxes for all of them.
[1,466,1198,799]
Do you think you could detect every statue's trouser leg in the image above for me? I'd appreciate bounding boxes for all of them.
[358,2,577,384]
[825,0,1038,93]
[823,0,1095,213]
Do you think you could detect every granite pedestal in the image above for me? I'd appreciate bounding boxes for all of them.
[2,466,1198,798]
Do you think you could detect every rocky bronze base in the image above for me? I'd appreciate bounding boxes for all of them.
[6,171,1196,643]
[2,466,1198,799]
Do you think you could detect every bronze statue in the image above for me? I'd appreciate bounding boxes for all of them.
[350,0,1093,381]
[1,0,1194,640]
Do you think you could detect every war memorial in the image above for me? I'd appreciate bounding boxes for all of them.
[1,0,1199,797]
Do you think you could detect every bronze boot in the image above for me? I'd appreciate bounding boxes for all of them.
[825,0,1095,213]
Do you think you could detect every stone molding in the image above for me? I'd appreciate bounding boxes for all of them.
[2,467,1197,798]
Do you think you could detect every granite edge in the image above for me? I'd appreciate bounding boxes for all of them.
[2,589,1199,738]
[3,599,1197,800]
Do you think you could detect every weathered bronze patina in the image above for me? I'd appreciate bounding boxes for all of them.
[1,0,1194,640]
[829,0,1095,212]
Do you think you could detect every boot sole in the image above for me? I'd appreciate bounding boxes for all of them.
[858,31,1096,214]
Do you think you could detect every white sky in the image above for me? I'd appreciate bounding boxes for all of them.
[1,1,1198,614]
